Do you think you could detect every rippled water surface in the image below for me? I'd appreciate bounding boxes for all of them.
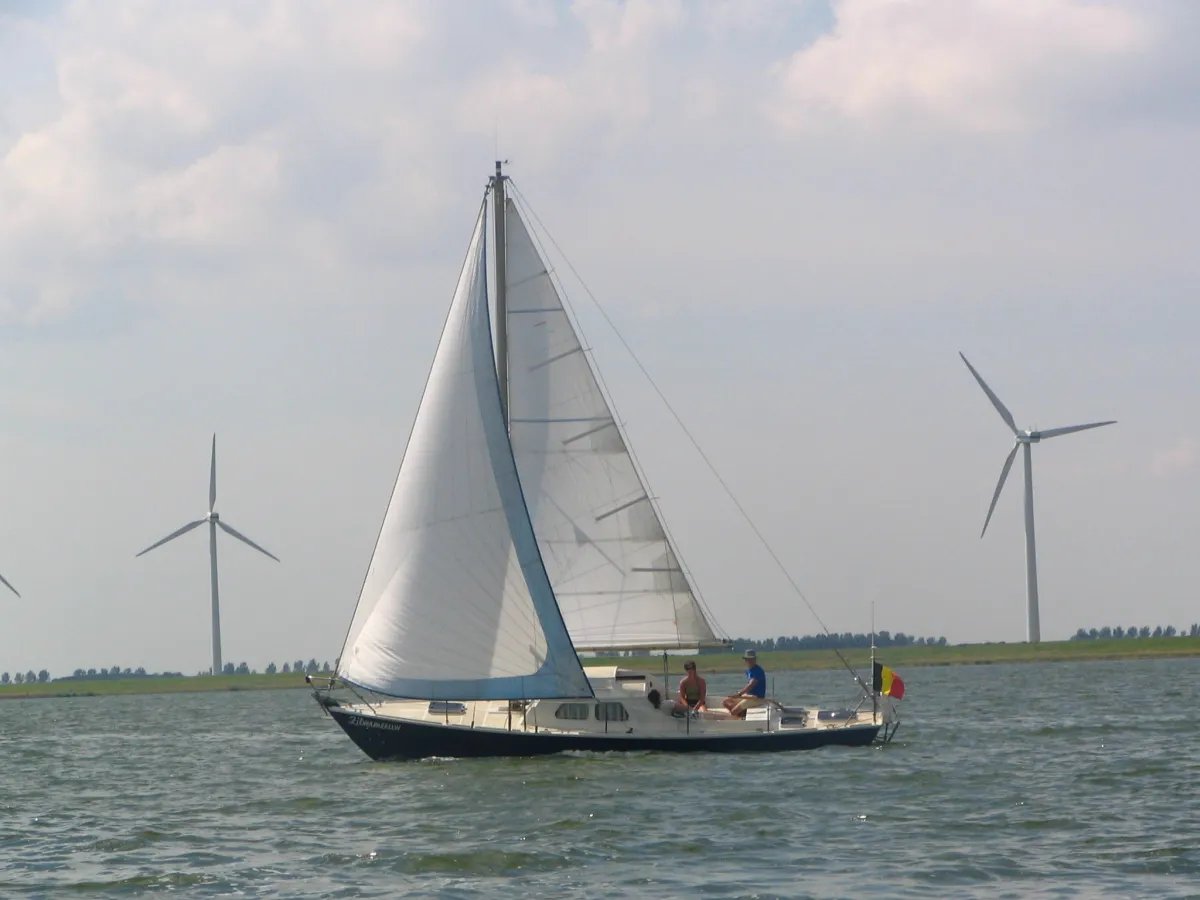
[2,659,1199,898]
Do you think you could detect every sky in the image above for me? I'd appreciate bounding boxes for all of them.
[2,0,1199,676]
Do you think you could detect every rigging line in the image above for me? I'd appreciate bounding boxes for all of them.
[508,185,728,645]
[509,183,867,687]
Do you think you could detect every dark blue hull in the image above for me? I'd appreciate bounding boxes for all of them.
[326,705,881,761]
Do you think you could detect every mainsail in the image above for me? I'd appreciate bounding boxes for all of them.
[503,199,723,651]
[339,207,593,700]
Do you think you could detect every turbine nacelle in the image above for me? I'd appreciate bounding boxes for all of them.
[1021,422,1115,447]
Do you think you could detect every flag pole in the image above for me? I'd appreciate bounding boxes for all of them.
[870,601,878,722]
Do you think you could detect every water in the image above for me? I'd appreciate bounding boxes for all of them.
[2,659,1198,898]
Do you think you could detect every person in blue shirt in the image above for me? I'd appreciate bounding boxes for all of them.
[723,649,767,718]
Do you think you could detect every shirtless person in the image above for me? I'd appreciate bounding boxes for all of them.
[677,660,707,713]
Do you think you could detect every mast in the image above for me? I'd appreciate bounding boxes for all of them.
[490,160,509,424]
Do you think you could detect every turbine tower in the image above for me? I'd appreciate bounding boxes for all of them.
[960,353,1115,643]
[137,435,278,674]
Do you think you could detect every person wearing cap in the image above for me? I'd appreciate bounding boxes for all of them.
[723,649,767,718]
[677,660,707,713]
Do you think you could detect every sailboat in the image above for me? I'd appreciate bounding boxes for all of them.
[311,164,899,760]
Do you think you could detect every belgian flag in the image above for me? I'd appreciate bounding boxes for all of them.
[872,661,905,700]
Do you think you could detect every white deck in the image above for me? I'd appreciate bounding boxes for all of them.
[336,667,895,739]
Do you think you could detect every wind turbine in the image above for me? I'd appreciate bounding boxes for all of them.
[137,435,278,674]
[960,353,1115,643]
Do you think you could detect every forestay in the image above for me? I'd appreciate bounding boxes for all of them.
[339,207,593,700]
[504,199,722,651]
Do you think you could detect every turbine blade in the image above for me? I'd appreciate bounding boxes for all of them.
[959,352,1018,436]
[982,443,1020,538]
[209,433,217,514]
[0,572,19,598]
[135,519,206,557]
[217,520,280,562]
[1037,420,1117,440]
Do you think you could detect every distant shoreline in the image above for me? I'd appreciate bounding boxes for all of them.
[0,672,311,700]
[638,635,1200,675]
[3,637,1198,700]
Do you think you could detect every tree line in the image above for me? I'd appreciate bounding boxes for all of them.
[614,632,948,657]
[715,632,949,652]
[2,659,336,684]
[0,670,51,685]
[58,667,182,680]
[244,660,332,676]
[1071,624,1200,640]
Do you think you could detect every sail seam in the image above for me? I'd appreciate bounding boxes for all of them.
[509,269,550,290]
[528,346,584,371]
[594,494,648,522]
[510,417,609,424]
[556,590,684,597]
[562,420,617,445]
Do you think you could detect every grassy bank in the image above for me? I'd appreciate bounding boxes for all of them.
[4,637,1199,699]
[593,635,1200,676]
[0,672,311,700]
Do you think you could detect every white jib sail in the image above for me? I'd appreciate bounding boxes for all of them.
[504,199,722,651]
[339,206,593,700]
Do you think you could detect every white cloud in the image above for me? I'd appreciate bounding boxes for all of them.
[571,0,686,52]
[3,0,767,324]
[0,0,436,323]
[1150,437,1198,481]
[2,0,1196,329]
[132,140,281,245]
[771,0,1153,133]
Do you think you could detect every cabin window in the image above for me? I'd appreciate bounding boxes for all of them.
[554,703,591,720]
[428,701,467,716]
[594,702,630,722]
